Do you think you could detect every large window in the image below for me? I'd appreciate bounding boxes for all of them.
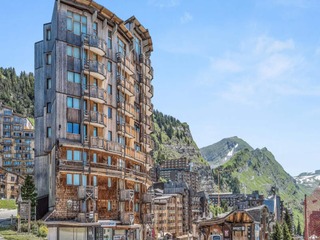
[67,45,80,59]
[117,37,126,56]
[67,150,81,161]
[67,11,87,35]
[134,36,141,54]
[107,31,112,49]
[67,122,80,134]
[67,71,81,83]
[67,97,80,109]
[66,173,81,186]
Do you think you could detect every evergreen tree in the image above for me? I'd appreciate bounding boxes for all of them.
[21,175,37,216]
[282,222,293,240]
[272,222,283,240]
[296,218,302,236]
[284,208,294,234]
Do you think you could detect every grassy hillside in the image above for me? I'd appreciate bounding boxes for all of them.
[214,147,307,226]
[0,67,34,117]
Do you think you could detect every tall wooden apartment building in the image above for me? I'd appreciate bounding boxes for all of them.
[34,0,154,239]
[0,103,34,199]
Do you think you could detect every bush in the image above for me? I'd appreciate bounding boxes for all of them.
[38,225,48,237]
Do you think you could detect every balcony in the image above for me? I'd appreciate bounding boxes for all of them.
[58,159,87,172]
[83,60,106,80]
[84,110,106,128]
[82,34,106,57]
[84,85,106,104]
[78,186,98,200]
[104,141,123,154]
[78,212,99,223]
[120,189,134,201]
[120,212,135,225]
[116,123,135,139]
[143,213,154,224]
[90,136,104,149]
[116,74,134,96]
[142,193,153,203]
[117,101,135,117]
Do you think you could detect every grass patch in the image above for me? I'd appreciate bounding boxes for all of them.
[0,228,45,240]
[0,200,17,210]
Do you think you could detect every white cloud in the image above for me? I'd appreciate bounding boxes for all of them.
[195,35,320,105]
[180,12,193,24]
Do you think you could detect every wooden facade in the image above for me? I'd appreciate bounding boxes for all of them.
[34,0,154,239]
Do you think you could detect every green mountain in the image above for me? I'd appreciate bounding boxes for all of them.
[0,67,34,117]
[213,147,307,225]
[151,110,215,191]
[200,136,253,168]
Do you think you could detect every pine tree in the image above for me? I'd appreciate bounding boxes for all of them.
[272,222,283,240]
[282,222,293,240]
[21,175,37,217]
[296,218,302,236]
[284,208,293,234]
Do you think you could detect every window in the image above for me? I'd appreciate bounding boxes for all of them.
[107,61,112,72]
[107,178,112,188]
[83,152,87,165]
[117,37,126,56]
[135,143,141,152]
[118,135,124,145]
[135,183,140,192]
[67,45,80,59]
[93,22,98,36]
[74,151,81,161]
[83,125,87,140]
[47,127,52,137]
[67,122,80,134]
[93,103,97,112]
[47,102,51,113]
[67,11,87,35]
[82,175,87,186]
[107,84,112,95]
[83,75,87,89]
[47,53,52,64]
[93,153,97,163]
[67,97,80,109]
[108,107,112,119]
[93,176,97,186]
[67,71,81,83]
[93,127,98,137]
[47,78,52,89]
[134,203,139,212]
[108,131,112,141]
[134,36,141,54]
[107,200,112,211]
[107,156,112,166]
[67,150,72,160]
[118,159,125,168]
[46,29,51,41]
[67,173,81,186]
[107,30,112,49]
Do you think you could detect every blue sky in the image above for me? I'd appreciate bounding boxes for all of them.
[0,0,319,176]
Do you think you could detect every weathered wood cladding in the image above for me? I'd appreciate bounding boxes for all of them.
[35,0,154,237]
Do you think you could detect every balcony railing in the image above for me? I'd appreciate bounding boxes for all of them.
[82,34,107,56]
[84,110,106,127]
[116,75,135,96]
[83,60,106,80]
[120,189,134,201]
[78,186,98,200]
[117,101,135,117]
[90,137,104,149]
[84,85,106,103]
[120,212,135,225]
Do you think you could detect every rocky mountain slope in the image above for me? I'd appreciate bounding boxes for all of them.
[200,136,253,168]
[212,144,306,224]
[151,110,215,191]
[295,170,320,194]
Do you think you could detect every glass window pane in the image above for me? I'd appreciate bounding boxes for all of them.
[73,123,80,134]
[67,46,72,56]
[73,98,80,109]
[73,47,80,58]
[74,13,80,21]
[82,175,87,186]
[67,11,72,17]
[74,151,80,161]
[67,18,72,31]
[67,174,72,185]
[67,97,73,108]
[93,176,97,186]
[67,150,72,160]
[67,122,73,133]
[74,22,81,35]
[83,152,87,164]
[74,174,80,186]
[82,24,87,34]
[74,73,80,83]
[93,153,97,163]
[81,16,87,23]
[67,71,73,82]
